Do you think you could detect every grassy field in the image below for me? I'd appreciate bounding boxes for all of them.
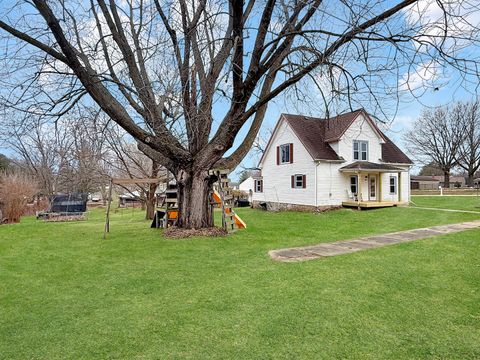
[1,203,480,359]
[411,195,480,212]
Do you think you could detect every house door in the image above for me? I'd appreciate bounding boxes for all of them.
[369,175,377,201]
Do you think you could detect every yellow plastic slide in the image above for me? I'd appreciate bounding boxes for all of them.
[212,190,247,229]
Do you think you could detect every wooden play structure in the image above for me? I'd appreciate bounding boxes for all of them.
[212,170,246,232]
[104,171,246,238]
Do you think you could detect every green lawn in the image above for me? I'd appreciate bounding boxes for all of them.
[1,205,480,359]
[411,195,480,212]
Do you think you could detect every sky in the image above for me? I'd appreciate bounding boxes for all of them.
[1,0,479,181]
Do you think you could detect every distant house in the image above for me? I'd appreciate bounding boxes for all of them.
[252,109,413,210]
[239,176,255,193]
[410,176,440,190]
[238,170,261,194]
[411,175,466,189]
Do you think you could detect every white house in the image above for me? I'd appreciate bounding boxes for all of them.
[252,109,413,210]
[239,176,255,193]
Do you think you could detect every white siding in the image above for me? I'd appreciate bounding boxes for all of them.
[253,118,316,206]
[379,169,410,203]
[315,162,350,206]
[239,177,255,193]
[254,113,411,207]
[336,113,384,163]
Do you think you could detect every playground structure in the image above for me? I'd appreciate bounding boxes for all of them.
[104,170,246,238]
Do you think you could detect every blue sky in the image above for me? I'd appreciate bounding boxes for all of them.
[1,0,479,180]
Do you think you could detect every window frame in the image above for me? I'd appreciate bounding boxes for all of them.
[279,143,291,164]
[254,179,263,193]
[293,174,305,189]
[353,140,369,161]
[350,175,358,194]
[389,175,397,195]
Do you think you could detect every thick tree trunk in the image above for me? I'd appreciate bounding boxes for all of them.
[443,171,450,188]
[176,169,214,228]
[467,173,475,187]
[145,183,156,220]
[146,160,160,220]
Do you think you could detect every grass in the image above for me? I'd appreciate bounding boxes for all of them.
[411,195,480,212]
[1,204,480,359]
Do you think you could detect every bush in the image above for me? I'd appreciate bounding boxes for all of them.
[0,172,38,223]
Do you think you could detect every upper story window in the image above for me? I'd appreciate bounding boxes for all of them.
[353,140,368,161]
[277,143,293,164]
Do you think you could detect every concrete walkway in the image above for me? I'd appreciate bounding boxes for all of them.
[269,220,480,262]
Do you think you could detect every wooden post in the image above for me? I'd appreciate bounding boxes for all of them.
[398,171,402,203]
[103,179,113,239]
[378,172,382,203]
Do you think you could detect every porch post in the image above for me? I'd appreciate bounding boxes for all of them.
[358,172,362,203]
[398,171,402,203]
[378,172,382,202]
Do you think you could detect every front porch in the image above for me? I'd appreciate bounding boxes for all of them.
[342,200,399,209]
[339,161,406,210]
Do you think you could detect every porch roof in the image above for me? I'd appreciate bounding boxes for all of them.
[339,161,405,173]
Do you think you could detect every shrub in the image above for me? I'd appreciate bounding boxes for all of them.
[0,172,38,223]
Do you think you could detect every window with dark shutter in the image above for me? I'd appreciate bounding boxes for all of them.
[279,143,291,164]
[292,174,305,188]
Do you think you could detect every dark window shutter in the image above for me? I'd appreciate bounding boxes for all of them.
[302,175,306,188]
[260,180,263,192]
[276,146,280,165]
[291,175,294,188]
[289,143,293,163]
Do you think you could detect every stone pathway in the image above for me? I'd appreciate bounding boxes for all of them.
[269,220,480,262]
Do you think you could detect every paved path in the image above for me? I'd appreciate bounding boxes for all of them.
[269,220,480,262]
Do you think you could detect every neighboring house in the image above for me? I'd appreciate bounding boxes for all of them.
[411,175,467,189]
[431,175,466,188]
[239,176,255,193]
[410,176,440,190]
[252,109,413,210]
[238,170,261,193]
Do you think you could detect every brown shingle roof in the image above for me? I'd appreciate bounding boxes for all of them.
[381,134,413,164]
[280,109,413,164]
[281,114,341,161]
[339,161,405,172]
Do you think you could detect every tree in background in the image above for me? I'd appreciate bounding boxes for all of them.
[418,161,444,176]
[405,106,465,187]
[454,100,480,186]
[1,1,480,228]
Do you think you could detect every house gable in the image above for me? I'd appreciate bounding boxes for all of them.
[258,115,315,168]
[336,112,386,163]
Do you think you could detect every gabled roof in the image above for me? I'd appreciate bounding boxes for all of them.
[381,134,413,164]
[281,114,341,161]
[259,109,413,165]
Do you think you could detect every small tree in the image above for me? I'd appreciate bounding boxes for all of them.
[0,172,38,223]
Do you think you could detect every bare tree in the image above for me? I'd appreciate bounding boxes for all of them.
[1,1,480,228]
[405,106,466,187]
[454,99,480,186]
[103,122,165,220]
